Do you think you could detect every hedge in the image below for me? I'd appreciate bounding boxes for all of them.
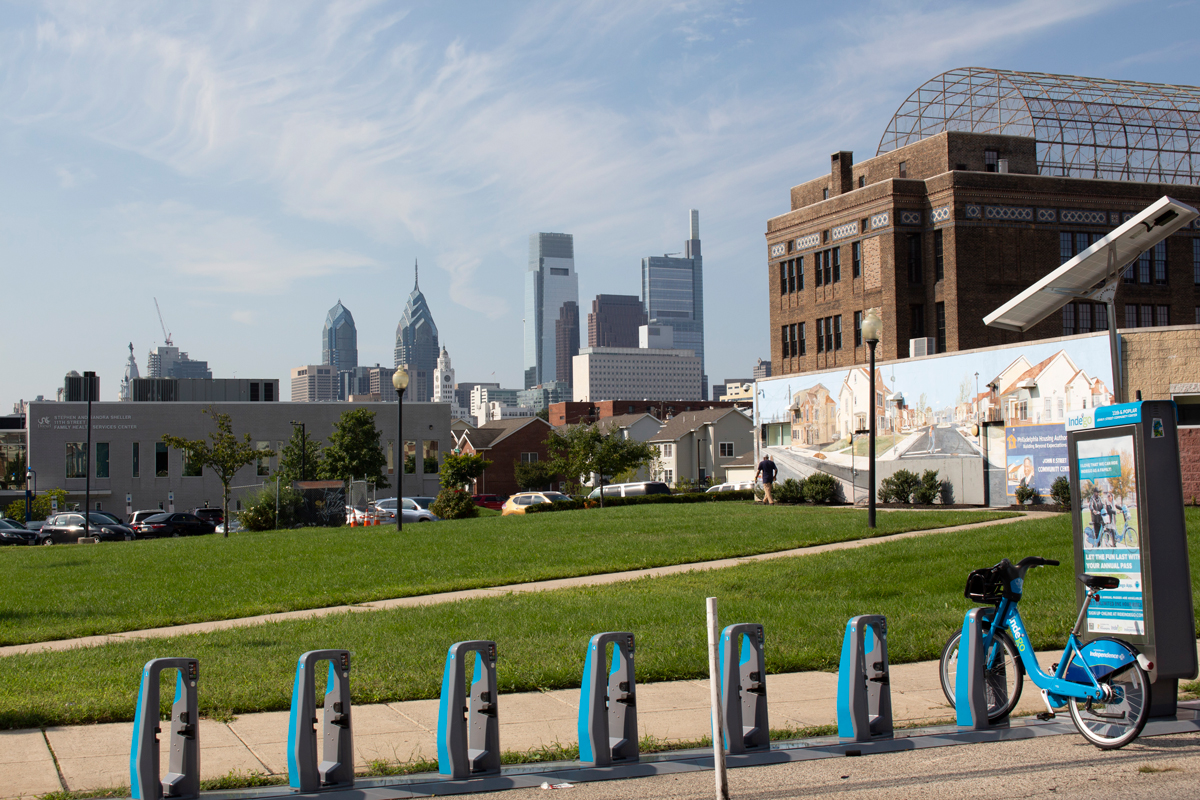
[524,490,756,513]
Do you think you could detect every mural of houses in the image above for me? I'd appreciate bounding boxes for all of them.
[835,367,894,439]
[989,350,1112,425]
[789,383,837,446]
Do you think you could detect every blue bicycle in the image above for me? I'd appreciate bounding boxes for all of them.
[939,556,1152,749]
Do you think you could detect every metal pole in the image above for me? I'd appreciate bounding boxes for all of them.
[24,468,32,523]
[84,377,93,527]
[300,422,306,482]
[1107,297,1123,403]
[868,341,877,529]
[706,597,730,800]
[397,387,405,532]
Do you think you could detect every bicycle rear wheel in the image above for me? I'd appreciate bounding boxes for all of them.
[939,628,1024,723]
[1065,647,1150,749]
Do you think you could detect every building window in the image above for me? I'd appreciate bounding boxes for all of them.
[132,442,140,479]
[387,440,394,474]
[1125,304,1138,328]
[403,440,417,474]
[854,310,863,347]
[252,441,269,476]
[781,325,790,358]
[798,322,806,356]
[825,317,835,351]
[852,241,861,278]
[1060,232,1073,264]
[910,305,926,339]
[250,382,260,402]
[823,187,829,200]
[1139,251,1151,284]
[1194,240,1200,284]
[1153,241,1167,284]
[778,262,786,295]
[1140,304,1153,327]
[95,442,109,479]
[934,229,944,281]
[790,323,799,357]
[788,260,796,293]
[1156,305,1170,327]
[816,319,824,353]
[984,150,998,171]
[1096,303,1108,331]
[833,315,843,350]
[1077,302,1091,333]
[719,442,735,458]
[832,248,841,282]
[1195,306,1200,324]
[907,234,922,284]
[858,176,865,188]
[663,469,673,484]
[935,302,946,353]
[898,161,907,178]
[66,442,86,479]
[797,256,804,290]
[661,443,673,458]
[265,382,274,402]
[520,452,538,464]
[1063,303,1075,336]
[155,442,169,478]
[185,450,204,477]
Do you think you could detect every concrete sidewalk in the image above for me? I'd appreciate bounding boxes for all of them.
[0,650,1068,798]
[0,511,1047,660]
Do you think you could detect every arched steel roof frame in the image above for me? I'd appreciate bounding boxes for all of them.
[878,68,1200,184]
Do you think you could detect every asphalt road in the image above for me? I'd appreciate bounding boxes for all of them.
[473,731,1200,800]
[900,425,980,458]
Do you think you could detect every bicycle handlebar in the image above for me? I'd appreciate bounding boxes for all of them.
[1017,556,1060,568]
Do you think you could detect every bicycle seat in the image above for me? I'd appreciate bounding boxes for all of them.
[1078,574,1120,590]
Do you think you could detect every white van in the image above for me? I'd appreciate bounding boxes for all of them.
[586,481,672,499]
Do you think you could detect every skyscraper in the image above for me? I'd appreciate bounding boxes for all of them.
[555,301,579,386]
[394,260,440,402]
[524,233,579,389]
[642,210,706,398]
[322,300,358,400]
[146,345,212,380]
[588,294,645,348]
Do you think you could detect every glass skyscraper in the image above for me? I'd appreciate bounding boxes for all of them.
[322,300,358,399]
[642,209,706,398]
[395,261,440,402]
[524,232,579,389]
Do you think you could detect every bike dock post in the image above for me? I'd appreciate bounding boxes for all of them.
[578,632,639,767]
[438,641,501,780]
[836,615,893,742]
[130,658,200,800]
[955,608,991,730]
[287,649,354,792]
[719,623,769,754]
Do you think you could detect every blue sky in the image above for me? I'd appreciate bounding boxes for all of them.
[2,0,1197,410]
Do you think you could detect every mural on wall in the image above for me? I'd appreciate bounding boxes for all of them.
[752,333,1115,503]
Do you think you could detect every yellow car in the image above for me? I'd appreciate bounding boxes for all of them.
[500,491,572,515]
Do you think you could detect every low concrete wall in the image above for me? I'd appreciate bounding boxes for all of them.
[876,457,984,505]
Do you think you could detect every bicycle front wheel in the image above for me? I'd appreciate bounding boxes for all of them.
[939,627,1024,723]
[1065,648,1150,749]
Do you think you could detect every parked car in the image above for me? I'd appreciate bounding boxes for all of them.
[132,512,216,538]
[401,498,438,523]
[586,481,671,500]
[373,498,398,522]
[470,494,505,511]
[191,507,224,527]
[0,518,44,546]
[501,491,572,515]
[40,513,133,544]
[130,509,165,526]
[407,496,437,510]
[89,510,127,525]
[83,512,137,541]
[215,518,243,534]
[705,481,757,493]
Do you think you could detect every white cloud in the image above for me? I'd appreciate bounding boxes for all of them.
[55,164,95,188]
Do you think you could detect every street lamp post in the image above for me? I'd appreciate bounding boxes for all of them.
[392,367,410,532]
[861,311,882,529]
[289,421,307,481]
[83,371,95,530]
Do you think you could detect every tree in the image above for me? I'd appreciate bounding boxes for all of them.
[320,409,388,488]
[514,459,557,491]
[5,488,68,521]
[439,451,491,491]
[162,407,270,538]
[545,424,656,502]
[535,408,550,422]
[276,426,323,485]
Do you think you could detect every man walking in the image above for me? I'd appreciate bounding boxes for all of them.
[755,453,778,505]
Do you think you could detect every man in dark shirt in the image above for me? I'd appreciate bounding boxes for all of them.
[755,454,778,505]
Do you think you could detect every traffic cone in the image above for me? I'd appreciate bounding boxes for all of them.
[350,517,356,527]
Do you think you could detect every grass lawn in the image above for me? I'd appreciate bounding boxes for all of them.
[6,510,1187,731]
[0,504,1012,646]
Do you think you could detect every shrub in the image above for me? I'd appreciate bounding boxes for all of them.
[430,488,478,520]
[1014,478,1039,505]
[523,490,756,512]
[773,478,807,504]
[802,472,841,504]
[240,481,304,531]
[1050,476,1072,509]
[879,469,920,504]
[913,469,941,505]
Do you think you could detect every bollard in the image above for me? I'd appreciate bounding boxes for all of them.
[955,607,992,730]
[130,658,200,800]
[836,615,893,742]
[718,623,769,754]
[578,632,639,767]
[438,641,500,780]
[287,650,353,792]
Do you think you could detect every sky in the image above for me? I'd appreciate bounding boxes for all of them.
[2,0,1198,410]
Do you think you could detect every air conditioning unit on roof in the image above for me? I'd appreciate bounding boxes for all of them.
[909,337,937,357]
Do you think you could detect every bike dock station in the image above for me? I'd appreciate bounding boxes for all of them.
[953,608,993,731]
[578,632,639,767]
[719,623,770,754]
[438,640,501,780]
[130,657,200,800]
[286,649,354,792]
[836,615,893,742]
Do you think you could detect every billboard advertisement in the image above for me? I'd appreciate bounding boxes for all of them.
[753,332,1114,503]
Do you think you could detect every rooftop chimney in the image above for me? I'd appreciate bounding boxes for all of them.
[831,151,853,196]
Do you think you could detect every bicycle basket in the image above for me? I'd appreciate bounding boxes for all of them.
[964,565,1004,603]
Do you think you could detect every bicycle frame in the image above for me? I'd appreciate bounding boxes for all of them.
[981,595,1107,703]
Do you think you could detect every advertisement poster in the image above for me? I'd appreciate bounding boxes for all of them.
[1006,424,1069,500]
[1076,433,1144,635]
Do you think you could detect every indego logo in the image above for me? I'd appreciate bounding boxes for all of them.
[1007,618,1027,652]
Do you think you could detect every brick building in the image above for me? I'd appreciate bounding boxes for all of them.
[767,69,1200,378]
[548,399,744,427]
[454,417,554,497]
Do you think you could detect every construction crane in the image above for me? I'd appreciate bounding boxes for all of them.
[153,298,173,346]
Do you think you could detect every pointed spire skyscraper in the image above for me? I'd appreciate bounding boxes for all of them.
[395,259,440,402]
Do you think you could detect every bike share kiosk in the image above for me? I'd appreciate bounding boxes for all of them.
[578,632,639,767]
[954,608,994,730]
[1068,400,1198,717]
[438,640,501,780]
[287,649,354,792]
[718,623,769,753]
[837,615,893,741]
[130,658,200,800]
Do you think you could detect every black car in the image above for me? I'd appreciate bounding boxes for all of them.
[191,507,224,527]
[40,513,133,544]
[0,518,44,546]
[133,512,216,538]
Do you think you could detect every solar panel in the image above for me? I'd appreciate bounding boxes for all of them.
[984,196,1198,332]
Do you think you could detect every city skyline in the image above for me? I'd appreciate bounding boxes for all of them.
[1,2,1193,411]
